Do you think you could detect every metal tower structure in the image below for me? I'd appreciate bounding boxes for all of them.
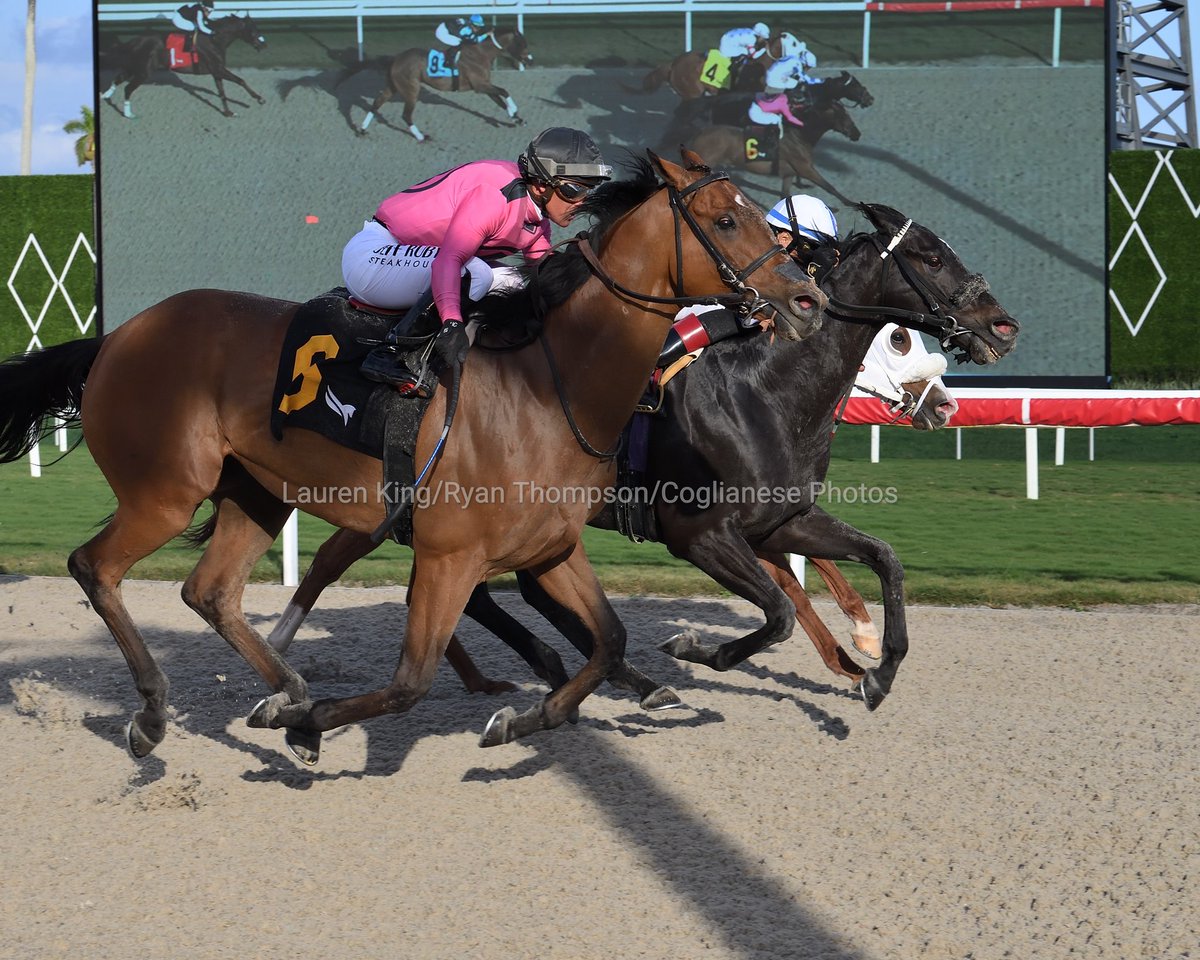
[1114,0,1197,148]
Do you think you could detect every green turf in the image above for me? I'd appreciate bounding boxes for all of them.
[2,423,1195,607]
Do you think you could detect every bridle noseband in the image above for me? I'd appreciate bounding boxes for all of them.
[825,219,984,362]
[549,168,796,459]
[575,170,790,325]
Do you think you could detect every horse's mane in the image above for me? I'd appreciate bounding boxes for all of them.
[473,153,662,333]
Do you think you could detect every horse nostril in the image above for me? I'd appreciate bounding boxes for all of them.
[993,318,1018,339]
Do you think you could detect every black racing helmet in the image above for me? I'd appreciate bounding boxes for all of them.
[519,127,612,184]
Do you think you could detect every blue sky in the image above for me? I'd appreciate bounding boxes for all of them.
[0,0,94,175]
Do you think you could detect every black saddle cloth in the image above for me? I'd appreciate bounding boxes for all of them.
[270,288,435,544]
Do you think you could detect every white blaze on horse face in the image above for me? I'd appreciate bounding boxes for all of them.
[854,323,951,409]
[733,194,747,208]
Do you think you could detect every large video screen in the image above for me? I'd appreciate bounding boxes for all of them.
[96,3,1107,380]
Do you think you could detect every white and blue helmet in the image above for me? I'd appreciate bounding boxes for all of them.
[766,194,838,242]
[469,13,485,26]
[753,22,771,39]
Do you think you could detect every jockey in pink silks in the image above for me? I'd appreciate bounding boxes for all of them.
[346,126,612,387]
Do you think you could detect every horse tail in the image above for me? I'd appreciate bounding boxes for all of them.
[180,509,218,547]
[627,63,671,95]
[0,337,103,464]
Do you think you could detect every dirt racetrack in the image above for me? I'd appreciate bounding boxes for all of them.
[97,58,1104,377]
[1,575,1195,958]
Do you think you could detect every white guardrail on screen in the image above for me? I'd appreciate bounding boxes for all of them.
[98,0,1083,72]
[7,231,96,479]
[98,1,871,65]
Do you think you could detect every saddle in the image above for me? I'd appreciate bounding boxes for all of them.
[426,49,459,79]
[741,126,776,163]
[165,33,199,70]
[699,49,734,92]
[270,289,438,544]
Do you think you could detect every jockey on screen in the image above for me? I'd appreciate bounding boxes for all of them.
[172,2,214,52]
[749,56,807,135]
[718,22,771,88]
[436,16,490,52]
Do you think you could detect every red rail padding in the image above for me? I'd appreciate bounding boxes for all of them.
[842,390,1200,427]
[866,0,1101,12]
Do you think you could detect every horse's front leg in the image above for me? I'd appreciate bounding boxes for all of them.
[251,553,480,741]
[808,556,881,660]
[757,506,908,711]
[211,74,234,116]
[479,84,520,123]
[655,520,797,671]
[513,569,682,711]
[782,145,852,207]
[268,527,375,653]
[223,67,265,105]
[480,540,624,747]
[755,550,866,682]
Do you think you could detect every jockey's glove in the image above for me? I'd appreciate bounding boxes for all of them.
[434,320,471,368]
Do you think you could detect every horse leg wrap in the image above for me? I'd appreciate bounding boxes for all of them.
[504,96,518,117]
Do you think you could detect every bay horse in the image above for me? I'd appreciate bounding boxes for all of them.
[0,151,826,764]
[346,28,532,142]
[630,33,804,101]
[100,14,267,119]
[684,95,862,207]
[262,204,1016,711]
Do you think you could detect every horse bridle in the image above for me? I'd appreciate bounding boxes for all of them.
[824,219,984,363]
[549,169,793,459]
[575,169,790,324]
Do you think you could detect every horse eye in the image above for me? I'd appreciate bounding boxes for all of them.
[927,255,943,270]
[890,330,906,345]
[716,216,736,230]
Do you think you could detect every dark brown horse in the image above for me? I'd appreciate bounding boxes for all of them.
[100,14,267,119]
[630,33,801,101]
[0,151,825,764]
[686,93,863,206]
[345,28,532,141]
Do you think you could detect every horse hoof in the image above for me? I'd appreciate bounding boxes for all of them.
[513,117,526,126]
[248,694,295,729]
[857,670,887,712]
[124,718,161,759]
[658,630,696,658]
[284,727,321,767]
[640,686,683,712]
[479,706,518,747]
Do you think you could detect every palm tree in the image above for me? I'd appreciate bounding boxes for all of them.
[63,105,95,168]
[22,0,36,175]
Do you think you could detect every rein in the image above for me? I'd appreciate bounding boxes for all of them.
[574,172,786,323]
[824,221,979,360]
[545,169,790,459]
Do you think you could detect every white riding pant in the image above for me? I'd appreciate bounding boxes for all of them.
[341,219,522,311]
[748,103,784,129]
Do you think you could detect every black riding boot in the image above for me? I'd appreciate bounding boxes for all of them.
[656,306,743,368]
[360,289,436,388]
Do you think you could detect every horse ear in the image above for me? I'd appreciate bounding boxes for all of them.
[646,149,688,189]
[857,203,904,231]
[679,147,711,174]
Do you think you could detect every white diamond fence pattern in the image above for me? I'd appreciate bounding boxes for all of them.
[1108,149,1197,339]
[6,231,97,352]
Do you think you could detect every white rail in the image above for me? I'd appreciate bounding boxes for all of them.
[99,1,871,62]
